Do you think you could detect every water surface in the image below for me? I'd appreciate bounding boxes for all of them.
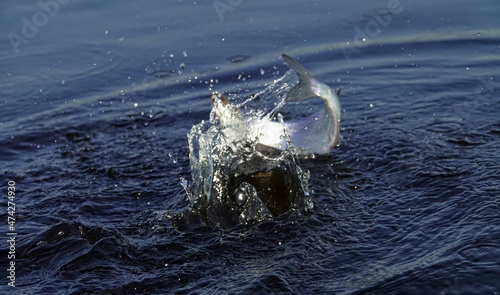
[1,0,499,294]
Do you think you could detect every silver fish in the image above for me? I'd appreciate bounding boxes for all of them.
[212,53,341,155]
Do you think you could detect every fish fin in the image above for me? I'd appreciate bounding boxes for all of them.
[336,86,341,96]
[282,54,317,103]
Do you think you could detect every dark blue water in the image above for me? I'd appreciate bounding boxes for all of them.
[1,0,500,294]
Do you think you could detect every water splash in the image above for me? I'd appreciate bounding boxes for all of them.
[183,69,313,229]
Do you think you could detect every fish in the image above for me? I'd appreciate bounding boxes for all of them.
[211,53,342,155]
[183,54,328,229]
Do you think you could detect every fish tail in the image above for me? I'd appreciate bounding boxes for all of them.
[282,54,318,103]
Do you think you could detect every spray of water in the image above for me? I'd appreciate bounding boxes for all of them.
[182,69,313,229]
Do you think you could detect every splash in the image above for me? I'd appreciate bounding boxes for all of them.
[183,70,313,229]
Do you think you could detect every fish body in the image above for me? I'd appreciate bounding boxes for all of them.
[212,54,341,155]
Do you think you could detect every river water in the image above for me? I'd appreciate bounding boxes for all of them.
[1,0,499,294]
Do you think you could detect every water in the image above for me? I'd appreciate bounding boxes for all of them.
[1,0,499,294]
[182,67,315,230]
